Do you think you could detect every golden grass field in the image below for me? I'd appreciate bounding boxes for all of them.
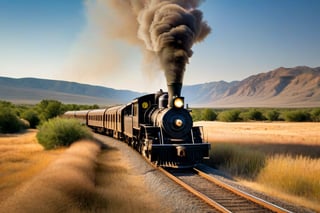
[0,130,166,212]
[196,121,320,211]
[196,121,320,145]
[1,123,319,211]
[0,130,64,203]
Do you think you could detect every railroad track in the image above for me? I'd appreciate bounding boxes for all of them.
[158,165,292,213]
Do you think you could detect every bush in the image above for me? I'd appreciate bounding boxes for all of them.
[217,110,241,122]
[264,109,280,121]
[21,109,40,128]
[36,100,63,122]
[190,108,202,121]
[282,110,311,122]
[201,108,217,121]
[0,107,26,133]
[37,118,93,149]
[239,109,265,121]
[310,108,320,122]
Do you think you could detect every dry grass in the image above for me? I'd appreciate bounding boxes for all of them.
[0,130,64,202]
[197,121,320,145]
[0,132,167,212]
[94,147,167,212]
[257,155,320,201]
[0,140,101,212]
[197,121,320,211]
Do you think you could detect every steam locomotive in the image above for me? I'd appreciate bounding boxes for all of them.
[64,89,210,167]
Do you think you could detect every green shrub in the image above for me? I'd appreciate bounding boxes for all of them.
[21,109,40,128]
[37,118,93,149]
[206,143,266,179]
[0,107,26,133]
[190,108,202,121]
[36,100,63,122]
[264,109,280,121]
[217,110,241,122]
[201,108,217,121]
[239,109,265,121]
[282,110,311,122]
[310,108,320,122]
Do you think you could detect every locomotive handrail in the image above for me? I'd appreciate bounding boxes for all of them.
[190,129,195,144]
[160,127,164,144]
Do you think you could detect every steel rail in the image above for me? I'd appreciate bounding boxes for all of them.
[143,155,291,212]
[158,167,231,213]
[193,167,292,213]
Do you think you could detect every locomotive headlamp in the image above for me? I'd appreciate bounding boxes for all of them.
[173,97,184,108]
[174,119,183,128]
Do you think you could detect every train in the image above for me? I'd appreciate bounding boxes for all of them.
[63,89,210,167]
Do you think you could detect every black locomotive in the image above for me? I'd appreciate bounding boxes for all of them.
[64,89,210,167]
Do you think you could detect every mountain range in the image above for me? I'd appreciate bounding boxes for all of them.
[184,66,320,107]
[1,66,319,107]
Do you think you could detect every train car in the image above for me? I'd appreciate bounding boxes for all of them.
[74,110,90,126]
[87,109,106,133]
[104,105,124,138]
[63,111,76,119]
[63,110,90,125]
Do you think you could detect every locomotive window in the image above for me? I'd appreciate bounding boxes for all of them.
[124,105,132,116]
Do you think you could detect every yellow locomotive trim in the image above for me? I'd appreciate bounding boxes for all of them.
[142,101,149,109]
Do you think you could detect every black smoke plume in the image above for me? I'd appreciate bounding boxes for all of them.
[81,0,211,100]
[137,1,211,104]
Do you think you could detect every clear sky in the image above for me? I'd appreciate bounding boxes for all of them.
[0,0,319,92]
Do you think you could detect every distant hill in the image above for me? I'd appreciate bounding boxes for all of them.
[183,66,320,107]
[0,77,143,105]
[1,66,319,107]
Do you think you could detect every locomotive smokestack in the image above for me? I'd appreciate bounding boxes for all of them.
[167,83,182,107]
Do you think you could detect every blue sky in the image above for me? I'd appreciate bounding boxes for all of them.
[0,0,319,92]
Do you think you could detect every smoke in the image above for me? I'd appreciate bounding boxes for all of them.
[64,0,210,92]
[137,0,211,88]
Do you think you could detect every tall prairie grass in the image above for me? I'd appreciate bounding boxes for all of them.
[207,143,320,209]
[257,155,320,202]
[206,143,266,179]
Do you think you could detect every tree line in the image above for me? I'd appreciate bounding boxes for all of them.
[1,100,320,133]
[0,100,99,133]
